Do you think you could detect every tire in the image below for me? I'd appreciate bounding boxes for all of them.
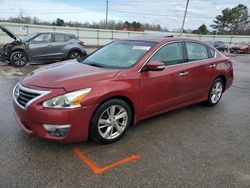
[10,51,28,67]
[90,99,132,144]
[68,50,82,59]
[205,78,224,106]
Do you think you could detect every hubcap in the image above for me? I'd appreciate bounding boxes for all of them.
[70,52,80,59]
[13,53,27,66]
[98,105,128,140]
[211,81,223,103]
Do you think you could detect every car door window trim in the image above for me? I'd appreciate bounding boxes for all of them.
[139,40,217,72]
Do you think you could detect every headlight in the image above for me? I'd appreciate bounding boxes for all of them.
[43,88,92,109]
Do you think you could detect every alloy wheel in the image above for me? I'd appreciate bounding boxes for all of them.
[12,53,27,66]
[97,105,128,140]
[69,51,81,59]
[210,81,223,104]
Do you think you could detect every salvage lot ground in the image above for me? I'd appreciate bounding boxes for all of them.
[0,51,250,187]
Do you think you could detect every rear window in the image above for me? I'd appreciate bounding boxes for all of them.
[208,48,215,57]
[54,34,65,42]
[186,42,209,61]
[65,35,71,41]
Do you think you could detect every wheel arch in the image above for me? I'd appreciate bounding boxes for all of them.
[67,48,86,58]
[11,48,30,60]
[88,94,136,138]
[215,75,227,92]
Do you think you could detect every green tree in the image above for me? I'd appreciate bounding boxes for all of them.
[197,24,208,34]
[231,4,248,34]
[211,4,248,35]
[210,8,232,34]
[52,18,65,26]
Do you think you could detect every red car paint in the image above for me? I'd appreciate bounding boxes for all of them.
[230,43,250,53]
[13,37,234,142]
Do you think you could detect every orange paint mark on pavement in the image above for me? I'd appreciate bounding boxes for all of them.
[73,147,140,174]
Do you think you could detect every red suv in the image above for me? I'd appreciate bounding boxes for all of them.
[13,36,233,144]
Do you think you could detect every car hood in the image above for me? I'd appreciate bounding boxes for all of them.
[0,25,21,41]
[21,60,120,91]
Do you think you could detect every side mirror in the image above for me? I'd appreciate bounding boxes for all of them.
[144,61,165,71]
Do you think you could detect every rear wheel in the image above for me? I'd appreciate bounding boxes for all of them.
[205,78,224,106]
[90,99,132,144]
[10,51,28,67]
[68,50,82,59]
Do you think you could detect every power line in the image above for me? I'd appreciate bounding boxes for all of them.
[108,10,215,19]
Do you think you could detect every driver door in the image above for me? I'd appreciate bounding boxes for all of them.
[139,42,190,117]
[27,33,54,60]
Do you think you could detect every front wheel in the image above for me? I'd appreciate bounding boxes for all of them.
[205,78,224,106]
[90,99,132,144]
[10,51,28,67]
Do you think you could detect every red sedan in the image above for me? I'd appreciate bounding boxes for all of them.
[230,42,250,53]
[13,36,234,144]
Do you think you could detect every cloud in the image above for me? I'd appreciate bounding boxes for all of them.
[0,0,118,23]
[0,0,249,30]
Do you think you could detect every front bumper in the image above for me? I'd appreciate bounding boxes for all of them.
[13,85,97,143]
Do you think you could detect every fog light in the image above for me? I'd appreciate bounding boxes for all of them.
[43,124,71,137]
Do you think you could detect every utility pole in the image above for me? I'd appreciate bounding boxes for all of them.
[106,0,109,27]
[180,0,189,36]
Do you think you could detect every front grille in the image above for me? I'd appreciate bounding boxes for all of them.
[17,89,40,107]
[13,83,42,108]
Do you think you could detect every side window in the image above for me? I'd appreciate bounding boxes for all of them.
[65,35,71,41]
[149,42,184,66]
[30,34,51,44]
[186,42,209,61]
[208,48,215,58]
[54,34,65,42]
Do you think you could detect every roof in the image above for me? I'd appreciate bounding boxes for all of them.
[124,35,183,43]
[31,31,75,36]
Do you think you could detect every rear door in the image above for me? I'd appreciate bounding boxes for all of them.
[182,41,216,101]
[50,34,69,59]
[139,42,190,117]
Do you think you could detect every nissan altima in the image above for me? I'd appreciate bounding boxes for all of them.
[13,36,233,144]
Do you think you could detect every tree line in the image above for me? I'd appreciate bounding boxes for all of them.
[0,16,166,32]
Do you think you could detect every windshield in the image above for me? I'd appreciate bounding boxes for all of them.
[22,33,37,42]
[82,40,157,69]
[235,42,248,45]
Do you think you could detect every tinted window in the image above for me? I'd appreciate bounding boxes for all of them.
[54,34,65,42]
[149,42,184,66]
[208,48,215,57]
[186,42,209,61]
[65,35,71,41]
[30,34,51,44]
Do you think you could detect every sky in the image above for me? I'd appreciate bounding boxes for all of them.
[0,0,249,31]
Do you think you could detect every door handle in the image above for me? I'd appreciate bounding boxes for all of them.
[48,45,53,48]
[179,71,189,77]
[209,64,216,68]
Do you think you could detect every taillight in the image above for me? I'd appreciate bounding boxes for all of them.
[79,41,85,46]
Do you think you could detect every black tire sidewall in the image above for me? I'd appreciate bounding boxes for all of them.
[207,78,224,106]
[10,51,28,67]
[90,99,132,144]
[68,50,82,59]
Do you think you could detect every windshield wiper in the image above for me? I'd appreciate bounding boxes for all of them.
[84,62,105,68]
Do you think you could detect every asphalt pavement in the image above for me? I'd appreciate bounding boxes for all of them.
[0,54,250,187]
